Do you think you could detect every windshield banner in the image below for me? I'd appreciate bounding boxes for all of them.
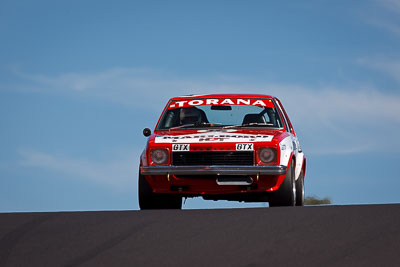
[168,98,275,109]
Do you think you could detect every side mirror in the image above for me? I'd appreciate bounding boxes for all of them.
[143,128,151,137]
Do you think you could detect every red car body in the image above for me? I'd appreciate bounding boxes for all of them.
[139,94,306,209]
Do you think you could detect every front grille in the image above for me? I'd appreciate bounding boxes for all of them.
[172,151,254,166]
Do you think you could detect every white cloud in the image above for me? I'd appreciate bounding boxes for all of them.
[377,0,400,14]
[6,67,400,155]
[358,57,400,84]
[270,85,400,155]
[8,67,217,109]
[362,0,400,37]
[19,148,140,190]
[369,19,400,36]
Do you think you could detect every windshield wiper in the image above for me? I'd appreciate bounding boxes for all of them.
[169,122,222,131]
[222,124,242,129]
[242,122,274,127]
[223,122,274,129]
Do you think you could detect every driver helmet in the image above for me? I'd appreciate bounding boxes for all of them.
[180,107,202,124]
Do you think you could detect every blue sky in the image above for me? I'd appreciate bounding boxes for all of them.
[1,0,400,212]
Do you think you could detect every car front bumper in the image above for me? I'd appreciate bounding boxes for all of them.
[140,165,287,176]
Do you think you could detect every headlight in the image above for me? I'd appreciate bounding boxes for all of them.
[150,149,169,165]
[258,147,276,163]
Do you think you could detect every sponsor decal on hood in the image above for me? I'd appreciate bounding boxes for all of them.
[155,133,274,143]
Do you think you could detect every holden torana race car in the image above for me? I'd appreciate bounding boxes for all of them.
[139,94,306,209]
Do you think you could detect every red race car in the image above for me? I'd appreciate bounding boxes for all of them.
[139,94,306,209]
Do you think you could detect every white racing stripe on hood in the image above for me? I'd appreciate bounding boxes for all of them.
[155,133,273,143]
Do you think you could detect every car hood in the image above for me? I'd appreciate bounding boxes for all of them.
[150,128,289,145]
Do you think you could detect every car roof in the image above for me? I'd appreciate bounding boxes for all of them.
[169,94,276,101]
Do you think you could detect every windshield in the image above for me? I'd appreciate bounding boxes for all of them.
[156,97,284,130]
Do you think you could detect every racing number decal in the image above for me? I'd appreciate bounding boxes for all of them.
[236,143,253,151]
[172,144,190,151]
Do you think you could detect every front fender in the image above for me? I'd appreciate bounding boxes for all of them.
[140,149,147,166]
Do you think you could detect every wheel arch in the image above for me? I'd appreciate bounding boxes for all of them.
[287,152,295,172]
[302,157,307,179]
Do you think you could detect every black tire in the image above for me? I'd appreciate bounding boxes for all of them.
[269,161,296,207]
[295,170,305,206]
[138,172,182,210]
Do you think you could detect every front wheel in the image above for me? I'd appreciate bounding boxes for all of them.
[269,161,296,207]
[295,170,305,206]
[138,172,182,210]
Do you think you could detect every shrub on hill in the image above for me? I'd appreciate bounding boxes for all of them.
[304,195,331,205]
